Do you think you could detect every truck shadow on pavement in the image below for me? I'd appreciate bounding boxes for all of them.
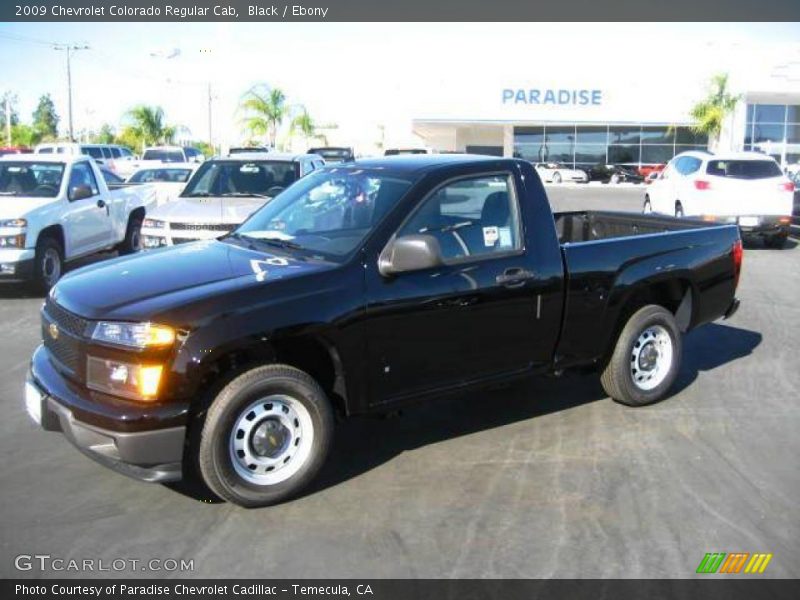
[308,321,762,499]
[167,322,761,505]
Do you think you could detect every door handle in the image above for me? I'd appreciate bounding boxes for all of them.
[496,267,535,287]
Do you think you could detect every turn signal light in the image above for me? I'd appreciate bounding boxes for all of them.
[732,239,743,289]
[694,180,712,191]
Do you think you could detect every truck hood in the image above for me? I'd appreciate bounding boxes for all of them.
[52,239,336,321]
[0,196,56,218]
[148,195,267,224]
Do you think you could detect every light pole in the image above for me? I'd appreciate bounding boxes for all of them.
[53,43,89,142]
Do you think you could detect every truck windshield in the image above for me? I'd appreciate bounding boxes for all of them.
[0,162,64,197]
[142,149,185,162]
[183,160,298,197]
[234,169,412,258]
[706,160,782,179]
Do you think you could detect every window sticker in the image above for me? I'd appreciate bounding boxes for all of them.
[482,226,499,247]
[498,227,513,248]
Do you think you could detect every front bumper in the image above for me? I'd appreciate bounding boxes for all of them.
[0,248,35,281]
[27,345,187,483]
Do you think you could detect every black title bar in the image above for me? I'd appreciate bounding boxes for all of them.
[3,0,800,22]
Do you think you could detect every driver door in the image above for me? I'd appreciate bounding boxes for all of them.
[62,162,113,257]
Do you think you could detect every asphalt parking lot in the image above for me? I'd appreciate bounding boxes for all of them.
[1,184,798,579]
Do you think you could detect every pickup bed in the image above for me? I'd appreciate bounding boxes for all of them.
[0,155,155,290]
[25,155,742,507]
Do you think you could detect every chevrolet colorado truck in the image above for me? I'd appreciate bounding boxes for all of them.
[25,155,742,507]
[0,155,156,291]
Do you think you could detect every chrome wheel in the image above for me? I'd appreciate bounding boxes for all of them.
[630,325,673,391]
[229,394,314,486]
[41,247,61,286]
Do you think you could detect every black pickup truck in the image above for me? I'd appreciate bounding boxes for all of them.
[25,155,743,507]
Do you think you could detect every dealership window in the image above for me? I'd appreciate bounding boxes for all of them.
[609,126,640,144]
[608,144,640,164]
[744,103,800,166]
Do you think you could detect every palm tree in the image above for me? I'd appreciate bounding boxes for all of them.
[239,85,287,148]
[290,108,316,147]
[688,73,740,148]
[124,105,179,150]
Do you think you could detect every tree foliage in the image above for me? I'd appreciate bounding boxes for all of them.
[239,85,287,147]
[32,94,59,140]
[123,105,180,151]
[689,73,739,139]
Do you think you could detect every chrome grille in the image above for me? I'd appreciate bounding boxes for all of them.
[171,222,235,232]
[42,299,89,378]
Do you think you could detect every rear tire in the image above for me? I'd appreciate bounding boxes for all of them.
[601,305,682,406]
[32,236,64,293]
[197,364,334,507]
[675,203,684,218]
[117,214,143,255]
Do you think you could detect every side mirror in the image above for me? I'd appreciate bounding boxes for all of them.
[69,184,94,201]
[379,234,444,276]
[266,186,285,197]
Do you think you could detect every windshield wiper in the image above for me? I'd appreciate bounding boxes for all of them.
[0,191,20,196]
[255,237,306,250]
[219,192,270,199]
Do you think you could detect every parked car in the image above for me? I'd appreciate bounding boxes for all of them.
[307,147,354,164]
[141,153,323,248]
[126,163,198,206]
[384,148,428,156]
[113,146,204,179]
[638,163,666,178]
[0,155,156,290]
[790,170,800,222]
[534,162,588,184]
[645,151,794,248]
[26,155,743,507]
[586,163,645,184]
[34,143,137,175]
[0,146,31,155]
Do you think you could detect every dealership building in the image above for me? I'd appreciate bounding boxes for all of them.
[410,56,800,169]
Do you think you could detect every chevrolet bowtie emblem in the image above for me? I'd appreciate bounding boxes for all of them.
[48,323,59,340]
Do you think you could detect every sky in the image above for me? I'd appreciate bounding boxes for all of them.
[1,22,799,151]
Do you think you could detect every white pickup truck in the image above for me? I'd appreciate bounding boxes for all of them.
[0,155,156,290]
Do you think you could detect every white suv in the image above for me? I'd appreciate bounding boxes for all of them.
[645,151,794,248]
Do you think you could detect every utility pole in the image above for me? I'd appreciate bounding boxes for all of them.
[53,43,89,142]
[207,82,213,151]
[4,95,11,146]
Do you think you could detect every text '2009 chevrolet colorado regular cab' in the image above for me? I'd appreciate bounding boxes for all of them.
[26,155,742,507]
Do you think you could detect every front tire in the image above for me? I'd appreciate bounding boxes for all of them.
[197,364,334,507]
[117,214,143,255]
[600,305,682,406]
[33,236,64,293]
[643,197,652,214]
[552,172,562,184]
[675,202,684,218]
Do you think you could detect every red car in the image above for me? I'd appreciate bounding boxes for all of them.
[638,163,666,178]
[0,146,30,156]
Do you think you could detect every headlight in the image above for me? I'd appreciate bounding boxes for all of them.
[91,321,176,349]
[87,356,163,401]
[0,219,27,228]
[0,234,25,248]
[143,219,167,229]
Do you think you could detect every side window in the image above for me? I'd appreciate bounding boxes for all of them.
[683,157,701,175]
[101,147,113,159]
[120,147,133,158]
[110,147,122,158]
[39,147,53,154]
[398,174,521,263]
[672,157,686,175]
[303,160,316,176]
[68,162,100,199]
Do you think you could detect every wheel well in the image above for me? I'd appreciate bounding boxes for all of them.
[129,207,145,224]
[36,225,64,251]
[602,279,692,366]
[194,336,347,418]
